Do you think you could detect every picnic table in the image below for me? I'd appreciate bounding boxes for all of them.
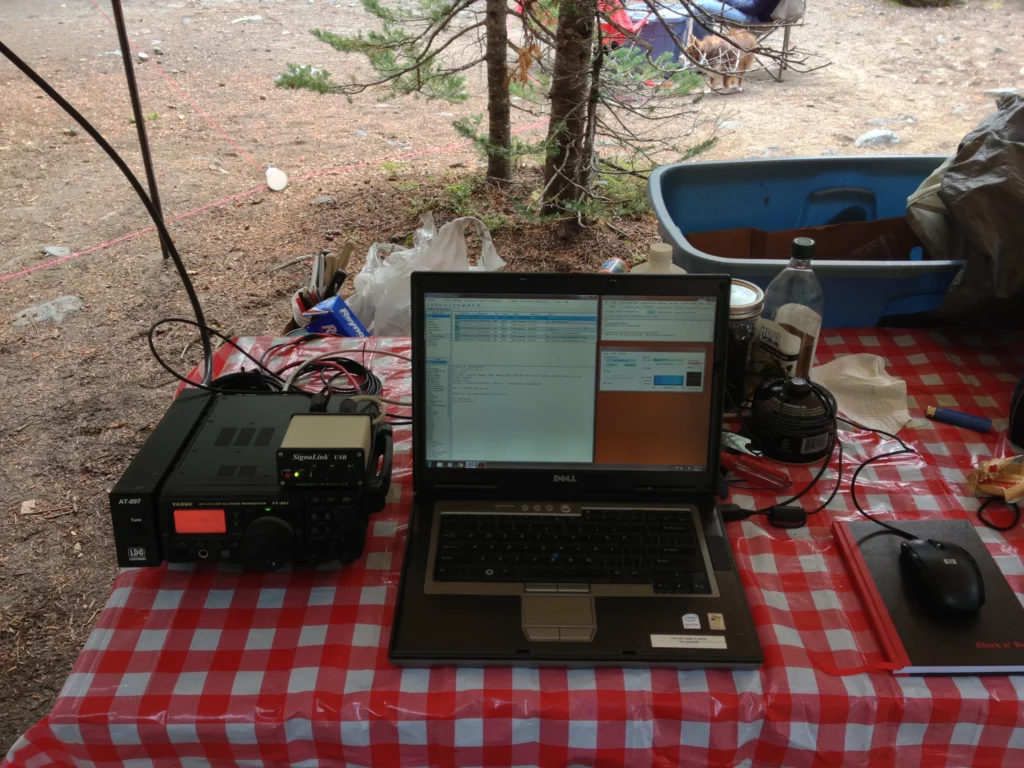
[5,328,1024,768]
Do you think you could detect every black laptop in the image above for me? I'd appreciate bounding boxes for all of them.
[389,272,763,668]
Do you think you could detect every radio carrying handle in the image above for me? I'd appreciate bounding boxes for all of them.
[367,424,393,513]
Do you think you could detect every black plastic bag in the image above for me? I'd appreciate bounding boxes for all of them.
[907,94,1024,327]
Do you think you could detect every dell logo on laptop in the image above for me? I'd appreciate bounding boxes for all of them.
[553,474,577,483]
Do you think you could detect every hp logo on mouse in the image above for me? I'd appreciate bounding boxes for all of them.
[943,558,957,565]
[553,475,576,483]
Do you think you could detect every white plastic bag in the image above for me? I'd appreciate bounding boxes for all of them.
[771,0,805,23]
[347,213,505,336]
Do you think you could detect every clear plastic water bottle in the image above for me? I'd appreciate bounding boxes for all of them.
[751,237,824,381]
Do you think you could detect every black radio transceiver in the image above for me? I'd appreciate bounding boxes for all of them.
[109,391,392,570]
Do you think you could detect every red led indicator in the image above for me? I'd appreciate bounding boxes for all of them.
[174,508,227,534]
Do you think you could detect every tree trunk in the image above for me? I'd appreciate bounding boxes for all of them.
[484,0,512,182]
[542,0,597,211]
[582,23,604,196]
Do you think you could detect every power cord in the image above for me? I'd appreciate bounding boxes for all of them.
[976,497,1021,532]
[360,343,412,365]
[806,437,844,515]
[838,417,917,541]
[148,318,285,393]
[260,333,335,369]
[0,38,214,385]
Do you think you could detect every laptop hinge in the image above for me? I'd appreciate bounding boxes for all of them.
[634,486,694,494]
[432,484,501,491]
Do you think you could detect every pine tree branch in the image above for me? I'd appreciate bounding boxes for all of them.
[321,20,487,97]
[507,10,559,46]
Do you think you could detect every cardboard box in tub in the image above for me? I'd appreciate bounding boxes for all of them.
[685,217,926,263]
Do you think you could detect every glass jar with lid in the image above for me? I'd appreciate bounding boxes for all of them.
[726,280,765,410]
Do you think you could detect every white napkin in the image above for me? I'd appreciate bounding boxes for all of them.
[811,353,911,434]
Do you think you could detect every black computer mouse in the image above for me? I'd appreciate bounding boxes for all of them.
[899,538,985,615]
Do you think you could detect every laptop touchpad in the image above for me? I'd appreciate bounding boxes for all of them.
[521,595,595,642]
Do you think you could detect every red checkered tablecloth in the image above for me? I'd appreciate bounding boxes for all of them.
[6,330,1024,768]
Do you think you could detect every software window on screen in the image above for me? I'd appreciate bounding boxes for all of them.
[424,294,716,470]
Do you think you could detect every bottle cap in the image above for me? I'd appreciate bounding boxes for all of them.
[648,242,673,262]
[791,237,815,260]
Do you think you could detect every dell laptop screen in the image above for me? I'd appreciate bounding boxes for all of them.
[422,291,718,473]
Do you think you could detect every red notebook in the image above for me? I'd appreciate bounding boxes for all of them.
[833,519,1024,675]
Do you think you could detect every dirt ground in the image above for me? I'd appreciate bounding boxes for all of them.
[1,0,1022,752]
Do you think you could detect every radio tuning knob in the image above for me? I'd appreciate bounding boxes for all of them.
[240,516,294,571]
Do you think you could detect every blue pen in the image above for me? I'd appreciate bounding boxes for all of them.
[926,406,992,433]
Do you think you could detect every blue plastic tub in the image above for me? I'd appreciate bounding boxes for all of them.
[628,4,692,62]
[649,155,963,328]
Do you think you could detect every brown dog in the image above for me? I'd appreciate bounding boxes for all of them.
[685,30,758,93]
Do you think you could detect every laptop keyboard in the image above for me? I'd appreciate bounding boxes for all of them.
[433,508,711,594]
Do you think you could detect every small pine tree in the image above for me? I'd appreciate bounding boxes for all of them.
[277,0,512,181]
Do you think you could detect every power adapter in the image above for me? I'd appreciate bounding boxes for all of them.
[767,505,807,529]
[718,503,808,529]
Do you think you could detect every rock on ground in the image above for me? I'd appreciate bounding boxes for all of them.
[855,129,900,147]
[12,296,85,327]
